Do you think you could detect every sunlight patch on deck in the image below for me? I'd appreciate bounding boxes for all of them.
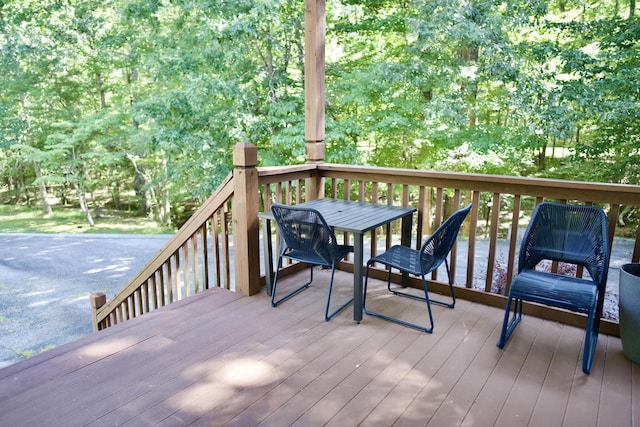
[169,356,281,414]
[79,337,140,358]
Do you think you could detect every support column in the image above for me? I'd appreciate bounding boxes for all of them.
[233,142,261,296]
[305,0,326,200]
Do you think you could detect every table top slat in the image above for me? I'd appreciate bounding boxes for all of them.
[260,199,415,234]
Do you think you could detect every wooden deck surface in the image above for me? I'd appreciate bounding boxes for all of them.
[1,269,638,426]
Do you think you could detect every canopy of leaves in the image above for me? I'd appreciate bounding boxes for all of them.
[1,0,638,225]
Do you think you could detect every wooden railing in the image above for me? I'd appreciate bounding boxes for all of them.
[92,143,640,336]
[260,163,640,336]
[90,172,235,331]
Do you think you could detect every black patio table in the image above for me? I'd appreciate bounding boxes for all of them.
[259,198,416,323]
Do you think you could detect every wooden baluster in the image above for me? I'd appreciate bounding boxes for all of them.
[371,182,379,259]
[175,249,182,300]
[158,264,166,307]
[142,281,149,314]
[212,212,221,288]
[264,184,273,209]
[417,186,426,251]
[182,242,190,297]
[191,234,199,294]
[296,179,303,203]
[222,206,231,290]
[505,194,522,294]
[286,180,293,205]
[466,191,480,289]
[330,178,337,198]
[167,255,175,303]
[485,193,501,293]
[432,188,444,281]
[450,189,462,286]
[202,223,209,291]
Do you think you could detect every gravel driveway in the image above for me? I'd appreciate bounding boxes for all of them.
[0,233,171,368]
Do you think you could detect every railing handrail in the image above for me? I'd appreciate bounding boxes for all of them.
[315,163,640,205]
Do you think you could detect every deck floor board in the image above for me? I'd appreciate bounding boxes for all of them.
[0,269,636,427]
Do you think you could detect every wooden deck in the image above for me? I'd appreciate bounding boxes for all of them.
[1,269,638,426]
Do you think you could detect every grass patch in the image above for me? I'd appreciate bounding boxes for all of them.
[0,205,174,234]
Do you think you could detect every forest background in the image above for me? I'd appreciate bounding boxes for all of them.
[1,0,639,230]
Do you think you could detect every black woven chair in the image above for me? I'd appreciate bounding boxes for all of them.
[496,202,610,374]
[363,204,472,333]
[270,203,354,321]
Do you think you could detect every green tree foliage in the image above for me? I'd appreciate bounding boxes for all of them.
[1,0,310,225]
[0,0,638,227]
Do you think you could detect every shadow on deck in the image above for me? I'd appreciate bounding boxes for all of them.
[1,269,638,426]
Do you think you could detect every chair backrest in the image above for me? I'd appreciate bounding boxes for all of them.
[419,204,472,273]
[271,203,338,265]
[518,202,609,286]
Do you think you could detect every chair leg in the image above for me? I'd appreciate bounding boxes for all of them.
[581,295,605,374]
[387,261,455,309]
[419,275,435,333]
[325,264,354,321]
[271,260,314,307]
[582,307,599,374]
[364,262,394,310]
[497,295,522,348]
[429,259,455,308]
[362,262,376,312]
[364,261,434,333]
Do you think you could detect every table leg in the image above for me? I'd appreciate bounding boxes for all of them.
[353,232,364,323]
[261,217,274,296]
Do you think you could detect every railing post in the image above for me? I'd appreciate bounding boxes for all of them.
[233,142,261,296]
[90,291,107,332]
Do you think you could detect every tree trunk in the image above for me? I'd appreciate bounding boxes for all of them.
[96,73,107,110]
[134,167,152,217]
[34,162,52,216]
[459,46,479,127]
[111,181,121,210]
[158,154,171,227]
[19,94,48,212]
[537,142,547,171]
[73,181,95,227]
[128,154,152,217]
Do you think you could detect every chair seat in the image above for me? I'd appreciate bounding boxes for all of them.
[370,245,423,276]
[283,245,353,267]
[509,269,597,314]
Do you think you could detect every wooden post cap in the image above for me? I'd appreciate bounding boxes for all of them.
[305,142,325,162]
[233,142,258,167]
[90,292,107,309]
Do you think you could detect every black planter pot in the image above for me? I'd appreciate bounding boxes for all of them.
[619,263,640,364]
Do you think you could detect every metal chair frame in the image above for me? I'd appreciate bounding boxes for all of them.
[363,204,472,333]
[496,202,610,374]
[270,203,354,321]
